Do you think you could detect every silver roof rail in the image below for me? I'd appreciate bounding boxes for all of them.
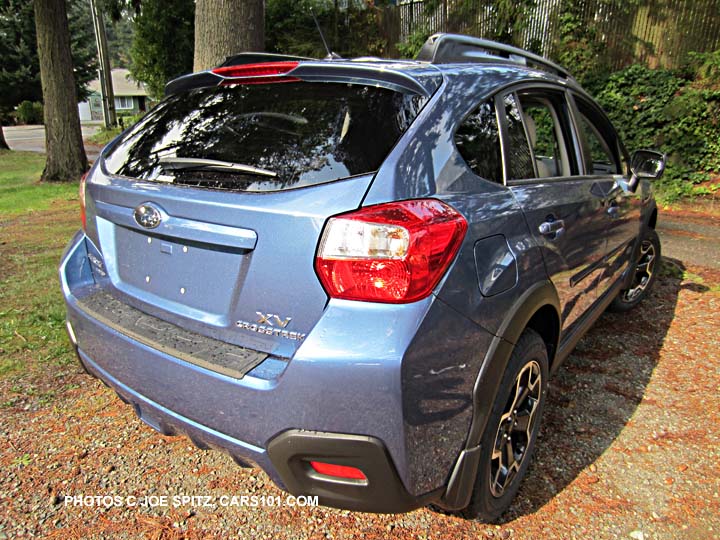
[416,33,573,80]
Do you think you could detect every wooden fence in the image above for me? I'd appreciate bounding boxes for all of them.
[391,0,720,69]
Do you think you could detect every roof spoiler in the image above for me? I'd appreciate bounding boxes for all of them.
[165,53,315,96]
[218,52,315,67]
[165,57,439,98]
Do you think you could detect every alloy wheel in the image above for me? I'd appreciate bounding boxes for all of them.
[622,239,656,303]
[490,360,542,498]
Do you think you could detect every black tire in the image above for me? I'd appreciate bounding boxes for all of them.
[608,228,661,313]
[462,328,549,522]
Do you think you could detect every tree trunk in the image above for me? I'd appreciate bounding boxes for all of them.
[33,0,88,182]
[0,125,8,150]
[193,0,264,71]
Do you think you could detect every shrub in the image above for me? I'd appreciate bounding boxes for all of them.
[553,0,610,91]
[397,27,431,59]
[117,111,146,129]
[16,101,44,125]
[594,64,681,154]
[594,54,720,202]
[88,126,122,146]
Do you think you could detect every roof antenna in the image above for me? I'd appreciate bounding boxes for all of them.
[310,8,341,60]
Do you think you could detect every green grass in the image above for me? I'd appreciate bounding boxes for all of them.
[0,150,79,216]
[0,150,80,377]
[0,259,77,376]
[87,126,122,145]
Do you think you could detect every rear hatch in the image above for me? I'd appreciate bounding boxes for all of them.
[83,69,432,359]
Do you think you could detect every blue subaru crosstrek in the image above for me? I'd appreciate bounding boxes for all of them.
[60,34,665,520]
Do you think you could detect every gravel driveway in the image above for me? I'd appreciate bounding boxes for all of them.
[1,203,718,540]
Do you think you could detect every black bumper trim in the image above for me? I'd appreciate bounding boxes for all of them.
[267,429,442,513]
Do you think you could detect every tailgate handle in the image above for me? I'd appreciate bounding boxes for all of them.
[95,201,258,251]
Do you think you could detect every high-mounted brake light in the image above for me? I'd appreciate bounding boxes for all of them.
[315,199,467,304]
[211,61,300,84]
[79,171,88,230]
[309,461,367,481]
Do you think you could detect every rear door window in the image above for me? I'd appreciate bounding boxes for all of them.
[103,83,427,192]
[517,92,577,179]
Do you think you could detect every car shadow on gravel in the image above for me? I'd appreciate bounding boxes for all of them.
[498,256,707,523]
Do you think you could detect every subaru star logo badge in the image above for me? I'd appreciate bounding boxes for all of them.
[133,203,162,229]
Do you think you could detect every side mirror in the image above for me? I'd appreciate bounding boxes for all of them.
[628,150,666,192]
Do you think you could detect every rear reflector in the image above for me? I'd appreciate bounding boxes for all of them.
[315,199,467,303]
[309,461,367,481]
[211,61,299,84]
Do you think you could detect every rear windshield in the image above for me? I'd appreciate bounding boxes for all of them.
[103,82,427,192]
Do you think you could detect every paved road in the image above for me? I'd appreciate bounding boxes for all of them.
[4,124,102,161]
[657,211,720,269]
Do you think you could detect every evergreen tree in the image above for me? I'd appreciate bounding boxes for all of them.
[102,0,264,89]
[129,0,194,99]
[266,0,388,59]
[106,12,135,69]
[0,0,97,147]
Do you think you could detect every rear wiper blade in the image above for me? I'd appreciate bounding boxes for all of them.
[158,157,277,177]
[237,112,308,125]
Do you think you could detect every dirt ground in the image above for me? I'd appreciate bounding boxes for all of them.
[0,201,718,540]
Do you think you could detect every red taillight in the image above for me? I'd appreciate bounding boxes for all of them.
[211,61,299,85]
[315,199,467,304]
[309,461,367,481]
[79,171,88,230]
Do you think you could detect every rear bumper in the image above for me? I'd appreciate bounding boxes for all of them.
[59,231,489,512]
[77,348,267,465]
[75,349,438,512]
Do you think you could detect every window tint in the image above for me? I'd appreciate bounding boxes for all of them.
[503,94,534,180]
[104,83,426,192]
[454,100,502,183]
